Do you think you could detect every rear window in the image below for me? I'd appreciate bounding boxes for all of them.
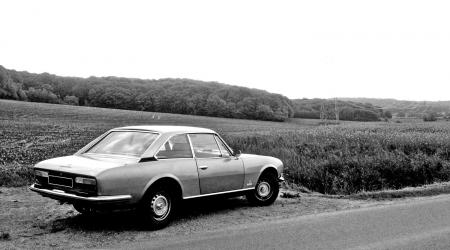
[86,131,158,157]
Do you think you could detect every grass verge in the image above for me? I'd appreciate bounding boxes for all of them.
[281,182,450,200]
[348,182,450,200]
[0,164,33,187]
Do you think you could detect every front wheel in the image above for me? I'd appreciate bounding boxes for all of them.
[246,174,279,206]
[139,187,176,230]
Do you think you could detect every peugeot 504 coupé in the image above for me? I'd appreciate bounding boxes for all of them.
[30,126,284,228]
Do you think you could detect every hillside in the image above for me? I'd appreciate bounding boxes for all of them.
[0,65,293,121]
[292,98,387,121]
[340,98,450,118]
[1,65,393,122]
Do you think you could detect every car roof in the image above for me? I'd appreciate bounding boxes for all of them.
[112,125,216,134]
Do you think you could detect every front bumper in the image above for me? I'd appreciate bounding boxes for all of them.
[29,184,132,205]
[278,173,285,182]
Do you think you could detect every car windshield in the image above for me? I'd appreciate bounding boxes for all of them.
[86,131,159,157]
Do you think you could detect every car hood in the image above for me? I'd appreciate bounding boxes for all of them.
[34,154,138,176]
[239,153,259,158]
[239,153,283,166]
[239,153,276,160]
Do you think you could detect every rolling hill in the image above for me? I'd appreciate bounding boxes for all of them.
[1,65,397,122]
[292,98,386,121]
[339,98,450,118]
[0,65,294,121]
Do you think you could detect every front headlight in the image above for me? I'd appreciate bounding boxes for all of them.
[75,177,97,185]
[35,170,49,178]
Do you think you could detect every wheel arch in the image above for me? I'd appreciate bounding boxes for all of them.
[258,165,279,180]
[140,174,184,201]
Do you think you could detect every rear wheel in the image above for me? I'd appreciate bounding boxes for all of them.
[246,173,279,206]
[139,186,177,229]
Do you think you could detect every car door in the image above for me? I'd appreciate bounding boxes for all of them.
[189,133,245,194]
[153,134,201,197]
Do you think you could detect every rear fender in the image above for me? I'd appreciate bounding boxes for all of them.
[140,174,184,200]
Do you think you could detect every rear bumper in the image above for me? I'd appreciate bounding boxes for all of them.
[29,184,132,205]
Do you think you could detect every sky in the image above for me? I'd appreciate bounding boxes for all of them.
[1,0,449,101]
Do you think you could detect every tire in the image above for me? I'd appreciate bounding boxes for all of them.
[139,186,177,230]
[246,173,279,206]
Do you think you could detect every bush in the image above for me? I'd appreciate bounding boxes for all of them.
[423,112,438,122]
[383,110,392,119]
[25,88,59,103]
[63,95,79,105]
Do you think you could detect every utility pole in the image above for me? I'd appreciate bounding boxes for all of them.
[320,103,325,121]
[334,98,339,121]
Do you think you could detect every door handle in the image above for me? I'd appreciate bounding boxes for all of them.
[198,165,208,170]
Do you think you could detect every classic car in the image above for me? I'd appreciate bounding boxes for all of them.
[30,126,284,229]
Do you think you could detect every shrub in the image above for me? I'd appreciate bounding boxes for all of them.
[25,88,59,103]
[63,95,79,105]
[423,112,438,122]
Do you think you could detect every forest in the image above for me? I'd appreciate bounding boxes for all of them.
[1,65,389,122]
[0,65,294,121]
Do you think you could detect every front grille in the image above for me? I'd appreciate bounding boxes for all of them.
[48,175,73,188]
[35,169,97,196]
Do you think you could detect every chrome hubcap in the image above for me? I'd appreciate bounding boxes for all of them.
[257,181,271,197]
[151,194,169,219]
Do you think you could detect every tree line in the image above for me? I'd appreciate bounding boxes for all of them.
[292,99,390,121]
[1,65,392,122]
[0,65,294,121]
[340,97,450,119]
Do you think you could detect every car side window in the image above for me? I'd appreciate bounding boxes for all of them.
[156,134,192,159]
[214,135,231,157]
[189,134,221,158]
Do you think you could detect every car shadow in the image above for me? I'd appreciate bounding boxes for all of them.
[50,196,251,232]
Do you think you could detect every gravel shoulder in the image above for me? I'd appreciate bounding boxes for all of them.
[0,187,372,249]
[2,186,446,249]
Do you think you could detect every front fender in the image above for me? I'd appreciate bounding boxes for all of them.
[259,164,280,177]
[241,155,283,188]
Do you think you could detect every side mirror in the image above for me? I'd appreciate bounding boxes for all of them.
[233,149,242,158]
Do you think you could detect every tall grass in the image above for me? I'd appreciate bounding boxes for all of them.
[224,123,450,194]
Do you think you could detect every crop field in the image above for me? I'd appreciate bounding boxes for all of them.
[0,100,315,186]
[1,99,450,194]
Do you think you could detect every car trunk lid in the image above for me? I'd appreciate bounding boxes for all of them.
[35,154,138,176]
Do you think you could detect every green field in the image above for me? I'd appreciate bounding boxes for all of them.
[1,99,450,194]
